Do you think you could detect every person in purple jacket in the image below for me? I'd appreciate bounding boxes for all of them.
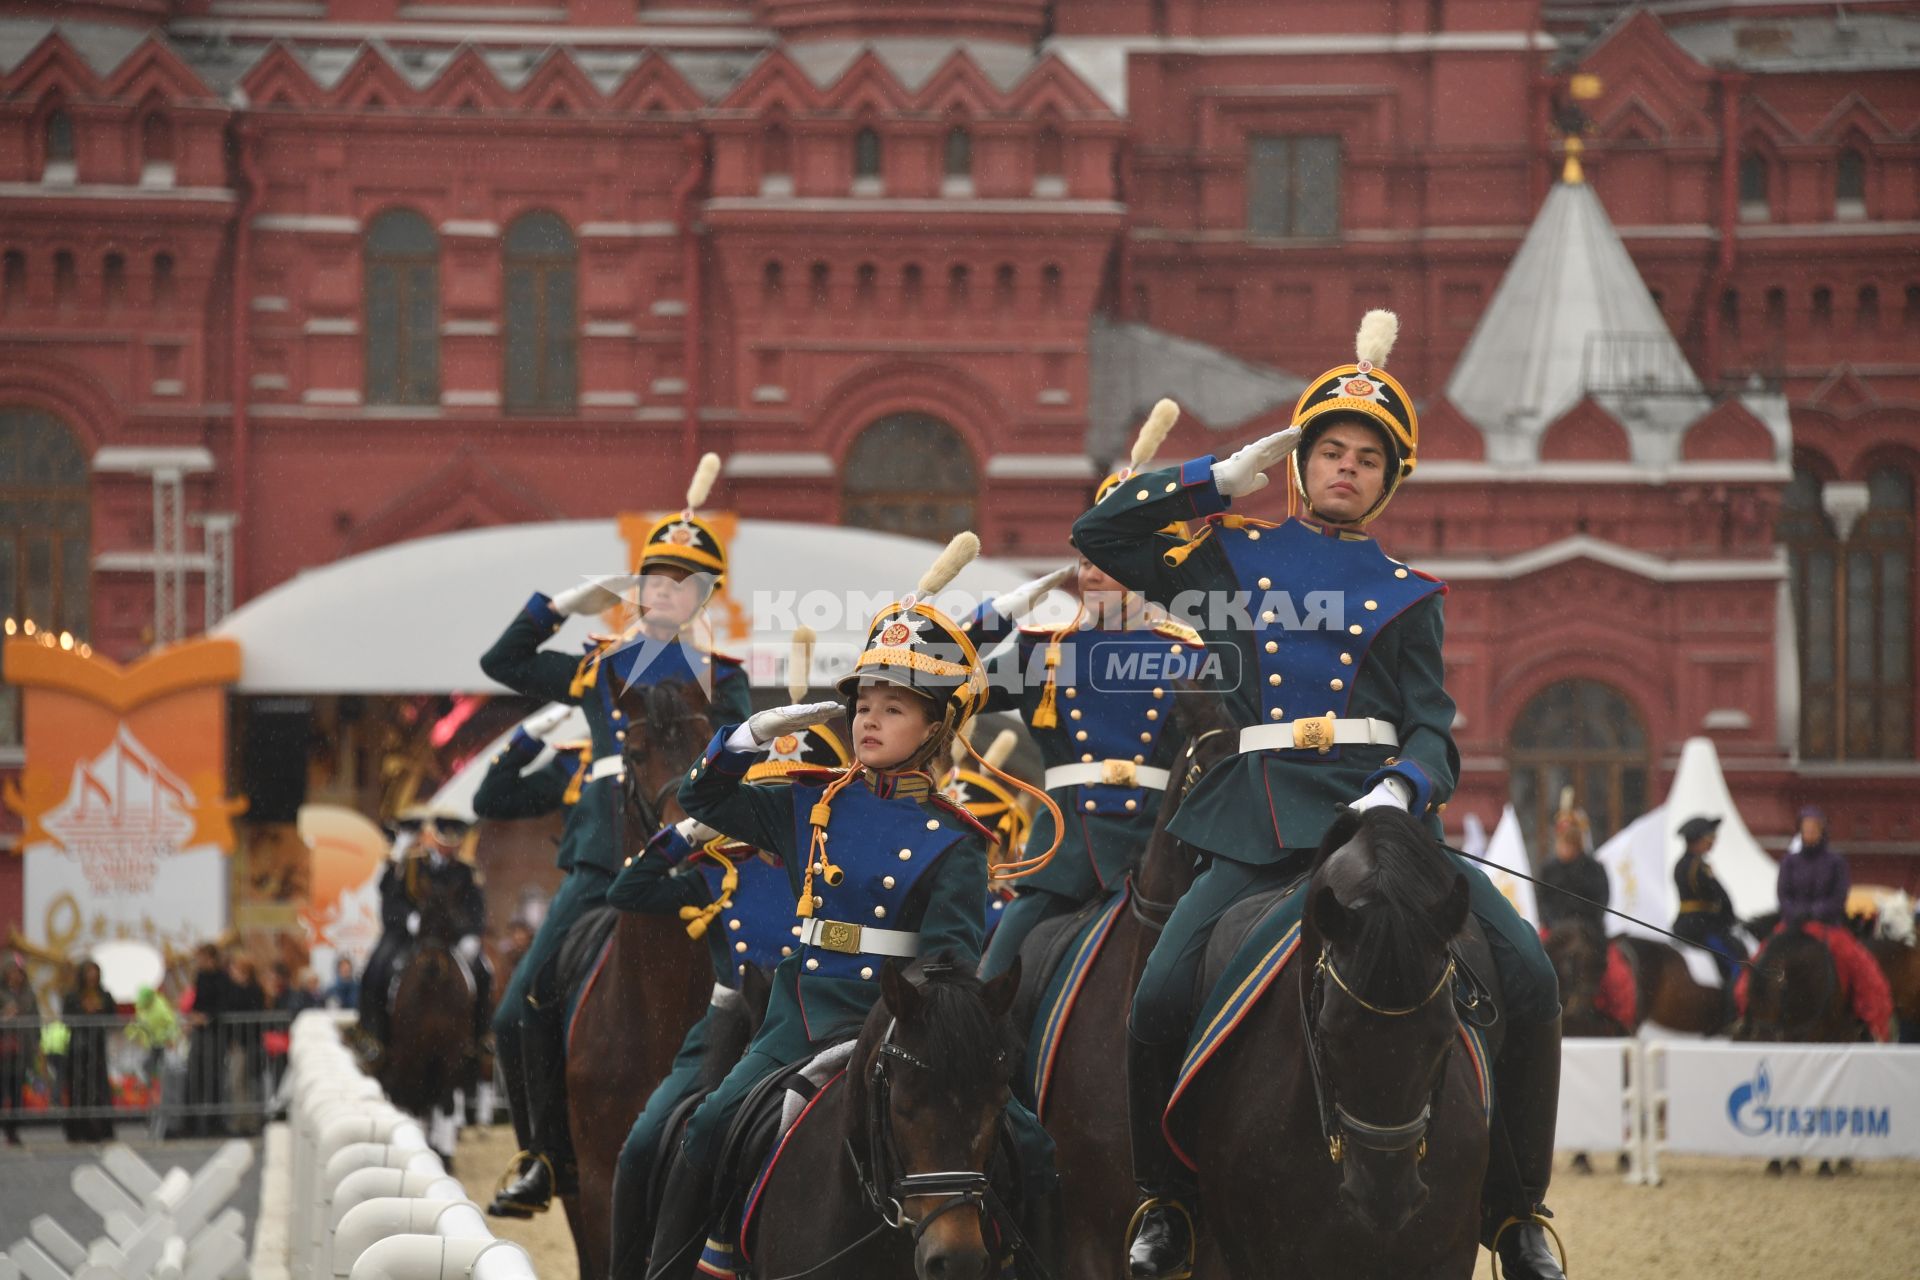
[1778,806,1850,928]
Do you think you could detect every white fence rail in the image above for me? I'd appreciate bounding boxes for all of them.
[253,1011,534,1280]
[1553,1036,1920,1185]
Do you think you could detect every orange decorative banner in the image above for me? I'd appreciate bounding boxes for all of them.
[3,636,245,958]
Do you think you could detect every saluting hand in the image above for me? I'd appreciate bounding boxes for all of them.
[992,564,1075,622]
[674,816,722,846]
[518,704,572,740]
[1210,426,1303,498]
[744,701,845,748]
[551,574,639,617]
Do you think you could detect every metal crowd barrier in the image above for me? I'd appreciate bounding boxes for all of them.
[1,1012,294,1139]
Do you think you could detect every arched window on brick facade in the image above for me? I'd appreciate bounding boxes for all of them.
[1035,125,1065,197]
[1783,466,1914,760]
[761,123,793,196]
[842,413,977,542]
[503,210,576,412]
[42,109,75,183]
[0,408,90,744]
[1508,679,1649,859]
[364,209,440,406]
[140,110,175,187]
[943,126,973,196]
[1,251,23,312]
[853,127,883,195]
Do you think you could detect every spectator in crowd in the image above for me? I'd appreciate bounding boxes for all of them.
[1780,806,1850,928]
[59,960,116,1143]
[184,943,229,1136]
[324,956,360,1010]
[224,954,266,1135]
[1,954,38,1146]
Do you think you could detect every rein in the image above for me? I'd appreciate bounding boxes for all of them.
[1300,946,1457,1166]
[827,1018,1052,1280]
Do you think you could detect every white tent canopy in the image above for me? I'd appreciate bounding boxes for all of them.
[429,707,586,822]
[1659,736,1779,918]
[215,519,1042,694]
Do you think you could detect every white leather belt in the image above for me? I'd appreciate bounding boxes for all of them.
[799,918,921,959]
[710,981,740,1009]
[589,755,626,781]
[1238,717,1399,756]
[1043,761,1172,791]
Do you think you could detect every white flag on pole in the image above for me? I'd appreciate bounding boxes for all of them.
[1481,804,1539,929]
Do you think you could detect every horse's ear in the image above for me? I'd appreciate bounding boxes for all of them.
[1311,885,1352,947]
[880,960,923,1022]
[982,956,1021,1019]
[1441,873,1471,939]
[1316,809,1365,866]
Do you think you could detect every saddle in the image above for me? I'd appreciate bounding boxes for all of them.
[1010,891,1125,1061]
[537,904,619,1026]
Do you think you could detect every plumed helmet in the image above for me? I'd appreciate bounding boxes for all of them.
[1287,310,1419,526]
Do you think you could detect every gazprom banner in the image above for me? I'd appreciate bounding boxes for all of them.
[1659,1042,1920,1159]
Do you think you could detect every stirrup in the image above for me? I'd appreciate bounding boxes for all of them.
[491,1149,554,1203]
[1123,1196,1197,1280]
[1489,1211,1568,1280]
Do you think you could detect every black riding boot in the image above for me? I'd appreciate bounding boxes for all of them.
[645,1155,714,1280]
[607,1157,652,1280]
[487,1008,566,1217]
[1125,1031,1196,1280]
[1487,1015,1567,1280]
[1017,1184,1064,1280]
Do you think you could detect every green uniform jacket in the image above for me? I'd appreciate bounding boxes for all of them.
[473,730,589,821]
[1071,459,1458,864]
[679,727,990,1058]
[478,593,752,873]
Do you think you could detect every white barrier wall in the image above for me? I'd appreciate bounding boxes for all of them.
[256,1011,537,1280]
[1554,1039,1640,1159]
[1648,1041,1920,1163]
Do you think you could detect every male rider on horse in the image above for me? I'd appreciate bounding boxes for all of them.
[357,806,490,1058]
[1672,816,1743,986]
[647,535,1061,1280]
[482,454,752,1218]
[1071,312,1566,1280]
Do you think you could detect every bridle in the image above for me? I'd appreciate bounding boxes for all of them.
[1299,944,1457,1166]
[840,1018,1050,1279]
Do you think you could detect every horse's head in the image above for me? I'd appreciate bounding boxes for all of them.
[1543,917,1610,1034]
[1875,891,1916,946]
[412,867,466,949]
[853,957,1022,1280]
[617,679,716,831]
[1303,808,1470,1234]
[1739,930,1838,1041]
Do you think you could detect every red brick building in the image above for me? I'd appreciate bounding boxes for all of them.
[1,1,1916,891]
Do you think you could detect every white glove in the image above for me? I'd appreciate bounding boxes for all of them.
[551,574,639,617]
[520,704,571,739]
[1210,426,1303,498]
[1349,777,1413,813]
[674,817,721,846]
[455,935,483,963]
[741,701,844,749]
[991,565,1075,622]
[405,911,421,935]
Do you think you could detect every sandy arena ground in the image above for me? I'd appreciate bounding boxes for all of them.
[458,1123,1920,1279]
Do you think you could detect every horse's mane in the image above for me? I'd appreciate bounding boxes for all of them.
[1314,809,1460,1009]
[917,969,1017,1092]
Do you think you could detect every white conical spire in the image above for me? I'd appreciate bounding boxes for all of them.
[1446,175,1708,454]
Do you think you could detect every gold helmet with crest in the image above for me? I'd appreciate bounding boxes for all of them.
[640,451,728,586]
[1287,310,1419,526]
[833,532,989,735]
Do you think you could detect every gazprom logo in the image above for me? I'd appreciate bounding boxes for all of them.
[1726,1059,1890,1139]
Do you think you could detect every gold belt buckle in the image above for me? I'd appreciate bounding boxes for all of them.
[1292,714,1337,755]
[1100,758,1138,787]
[816,920,863,954]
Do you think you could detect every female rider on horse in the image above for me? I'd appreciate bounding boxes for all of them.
[966,401,1209,981]
[481,454,752,1218]
[645,534,1062,1280]
[1071,312,1566,1280]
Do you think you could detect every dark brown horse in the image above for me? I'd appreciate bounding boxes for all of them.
[1867,935,1920,1042]
[1543,918,1620,1038]
[1021,687,1239,1279]
[383,878,479,1162]
[744,961,1025,1280]
[559,681,721,1278]
[1613,937,1731,1035]
[1738,927,1860,1045]
[1182,809,1487,1280]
